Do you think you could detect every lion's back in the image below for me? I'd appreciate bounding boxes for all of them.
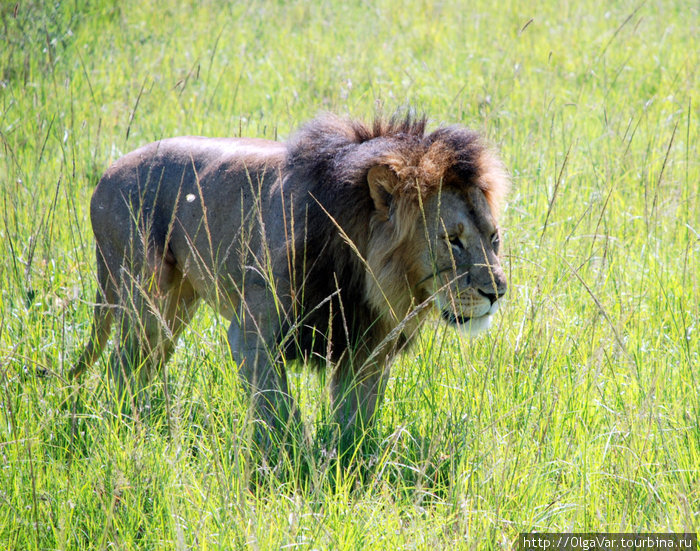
[89,136,287,309]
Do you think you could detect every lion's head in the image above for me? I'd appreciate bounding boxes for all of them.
[288,114,509,344]
[365,147,508,337]
[362,121,508,340]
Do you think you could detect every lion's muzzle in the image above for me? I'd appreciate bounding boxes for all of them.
[437,285,504,336]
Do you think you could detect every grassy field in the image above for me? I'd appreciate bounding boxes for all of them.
[1,0,698,548]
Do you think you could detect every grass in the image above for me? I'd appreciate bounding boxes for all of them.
[1,0,698,548]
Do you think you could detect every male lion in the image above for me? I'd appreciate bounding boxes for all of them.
[71,113,508,448]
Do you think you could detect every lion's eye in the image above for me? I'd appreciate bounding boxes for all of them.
[448,235,463,250]
[491,232,500,250]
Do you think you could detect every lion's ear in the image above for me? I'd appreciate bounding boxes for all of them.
[367,165,397,219]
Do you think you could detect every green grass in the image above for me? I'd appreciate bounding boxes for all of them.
[1,0,698,548]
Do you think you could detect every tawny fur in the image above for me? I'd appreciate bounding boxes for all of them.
[72,112,509,445]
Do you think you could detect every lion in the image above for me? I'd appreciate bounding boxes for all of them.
[71,113,509,449]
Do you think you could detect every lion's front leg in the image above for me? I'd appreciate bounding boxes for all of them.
[330,362,389,453]
[227,314,303,453]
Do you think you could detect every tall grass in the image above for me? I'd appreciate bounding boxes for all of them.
[1,0,697,548]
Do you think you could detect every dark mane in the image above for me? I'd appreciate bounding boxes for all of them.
[285,112,506,207]
[284,112,428,194]
[348,112,429,142]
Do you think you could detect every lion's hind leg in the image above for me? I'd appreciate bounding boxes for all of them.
[108,248,199,414]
